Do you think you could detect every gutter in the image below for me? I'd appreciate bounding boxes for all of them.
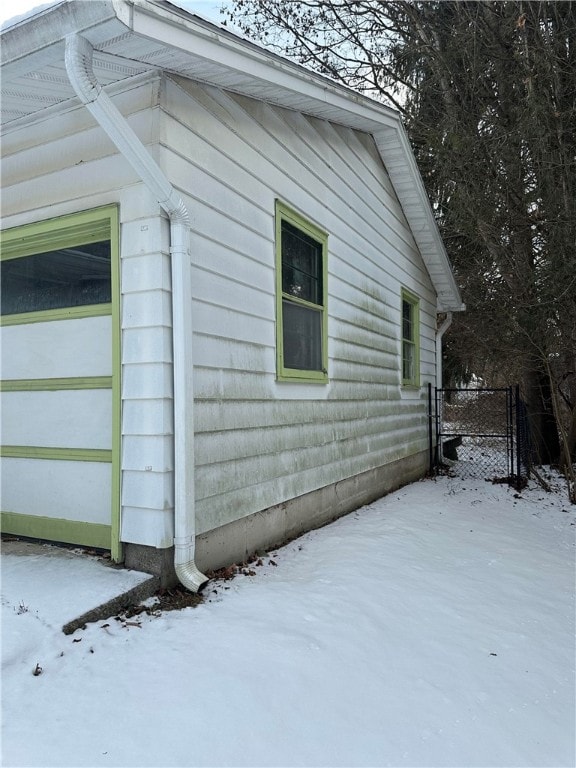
[65,33,207,592]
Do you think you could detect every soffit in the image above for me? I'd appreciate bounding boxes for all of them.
[1,0,396,132]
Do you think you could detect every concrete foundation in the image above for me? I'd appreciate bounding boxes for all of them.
[124,450,428,584]
[124,542,177,588]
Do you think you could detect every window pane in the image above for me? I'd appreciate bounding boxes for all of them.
[1,241,111,315]
[402,299,413,341]
[283,300,322,371]
[403,340,415,382]
[281,221,322,305]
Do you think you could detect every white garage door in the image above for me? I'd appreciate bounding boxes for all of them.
[0,206,120,557]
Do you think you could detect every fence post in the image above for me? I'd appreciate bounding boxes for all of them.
[507,386,513,479]
[515,383,521,481]
[428,382,434,474]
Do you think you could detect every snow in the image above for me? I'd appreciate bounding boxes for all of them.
[0,1,59,30]
[2,468,575,767]
[1,542,152,663]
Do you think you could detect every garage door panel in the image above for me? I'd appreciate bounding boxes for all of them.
[1,315,112,380]
[1,457,111,525]
[1,389,112,449]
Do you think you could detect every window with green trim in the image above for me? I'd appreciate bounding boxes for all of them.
[0,208,115,319]
[401,289,420,386]
[276,201,328,382]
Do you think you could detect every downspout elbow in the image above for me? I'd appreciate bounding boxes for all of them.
[65,35,185,224]
[175,552,209,592]
[65,33,102,104]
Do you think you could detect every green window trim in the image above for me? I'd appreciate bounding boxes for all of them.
[275,200,328,383]
[0,205,122,561]
[401,288,420,387]
[0,377,112,392]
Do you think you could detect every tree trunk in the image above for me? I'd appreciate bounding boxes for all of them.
[559,400,576,470]
[523,365,560,465]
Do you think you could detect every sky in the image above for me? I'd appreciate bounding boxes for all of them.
[2,464,575,767]
[0,0,228,27]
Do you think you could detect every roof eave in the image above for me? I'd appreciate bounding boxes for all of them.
[1,1,129,68]
[131,2,463,310]
[0,0,463,311]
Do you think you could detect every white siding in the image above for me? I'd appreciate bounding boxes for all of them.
[118,194,175,545]
[162,77,437,536]
[1,70,440,552]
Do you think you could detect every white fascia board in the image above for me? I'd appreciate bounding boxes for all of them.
[0,0,463,312]
[129,3,462,312]
[130,2,399,131]
[0,1,128,67]
[374,125,463,312]
[0,2,62,32]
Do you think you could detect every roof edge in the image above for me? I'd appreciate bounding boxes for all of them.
[0,0,463,311]
[1,1,129,66]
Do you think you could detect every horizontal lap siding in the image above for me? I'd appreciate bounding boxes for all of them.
[163,78,435,536]
[1,79,160,221]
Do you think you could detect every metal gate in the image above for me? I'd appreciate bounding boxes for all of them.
[428,384,531,484]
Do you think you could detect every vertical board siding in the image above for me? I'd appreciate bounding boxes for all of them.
[163,77,436,536]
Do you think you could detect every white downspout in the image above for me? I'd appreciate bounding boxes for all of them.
[435,311,453,464]
[65,34,207,591]
[435,312,453,391]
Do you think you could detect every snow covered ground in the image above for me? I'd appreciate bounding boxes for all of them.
[2,467,575,768]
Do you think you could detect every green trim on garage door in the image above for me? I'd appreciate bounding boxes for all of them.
[0,205,122,561]
[0,304,112,327]
[0,446,112,462]
[0,377,113,392]
[0,512,111,550]
[0,207,115,261]
[109,206,121,563]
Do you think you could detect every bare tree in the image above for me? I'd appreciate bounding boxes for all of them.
[227,0,576,470]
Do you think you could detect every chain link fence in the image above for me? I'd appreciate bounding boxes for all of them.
[431,387,518,481]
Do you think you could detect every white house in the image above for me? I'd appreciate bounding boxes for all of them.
[0,0,463,589]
